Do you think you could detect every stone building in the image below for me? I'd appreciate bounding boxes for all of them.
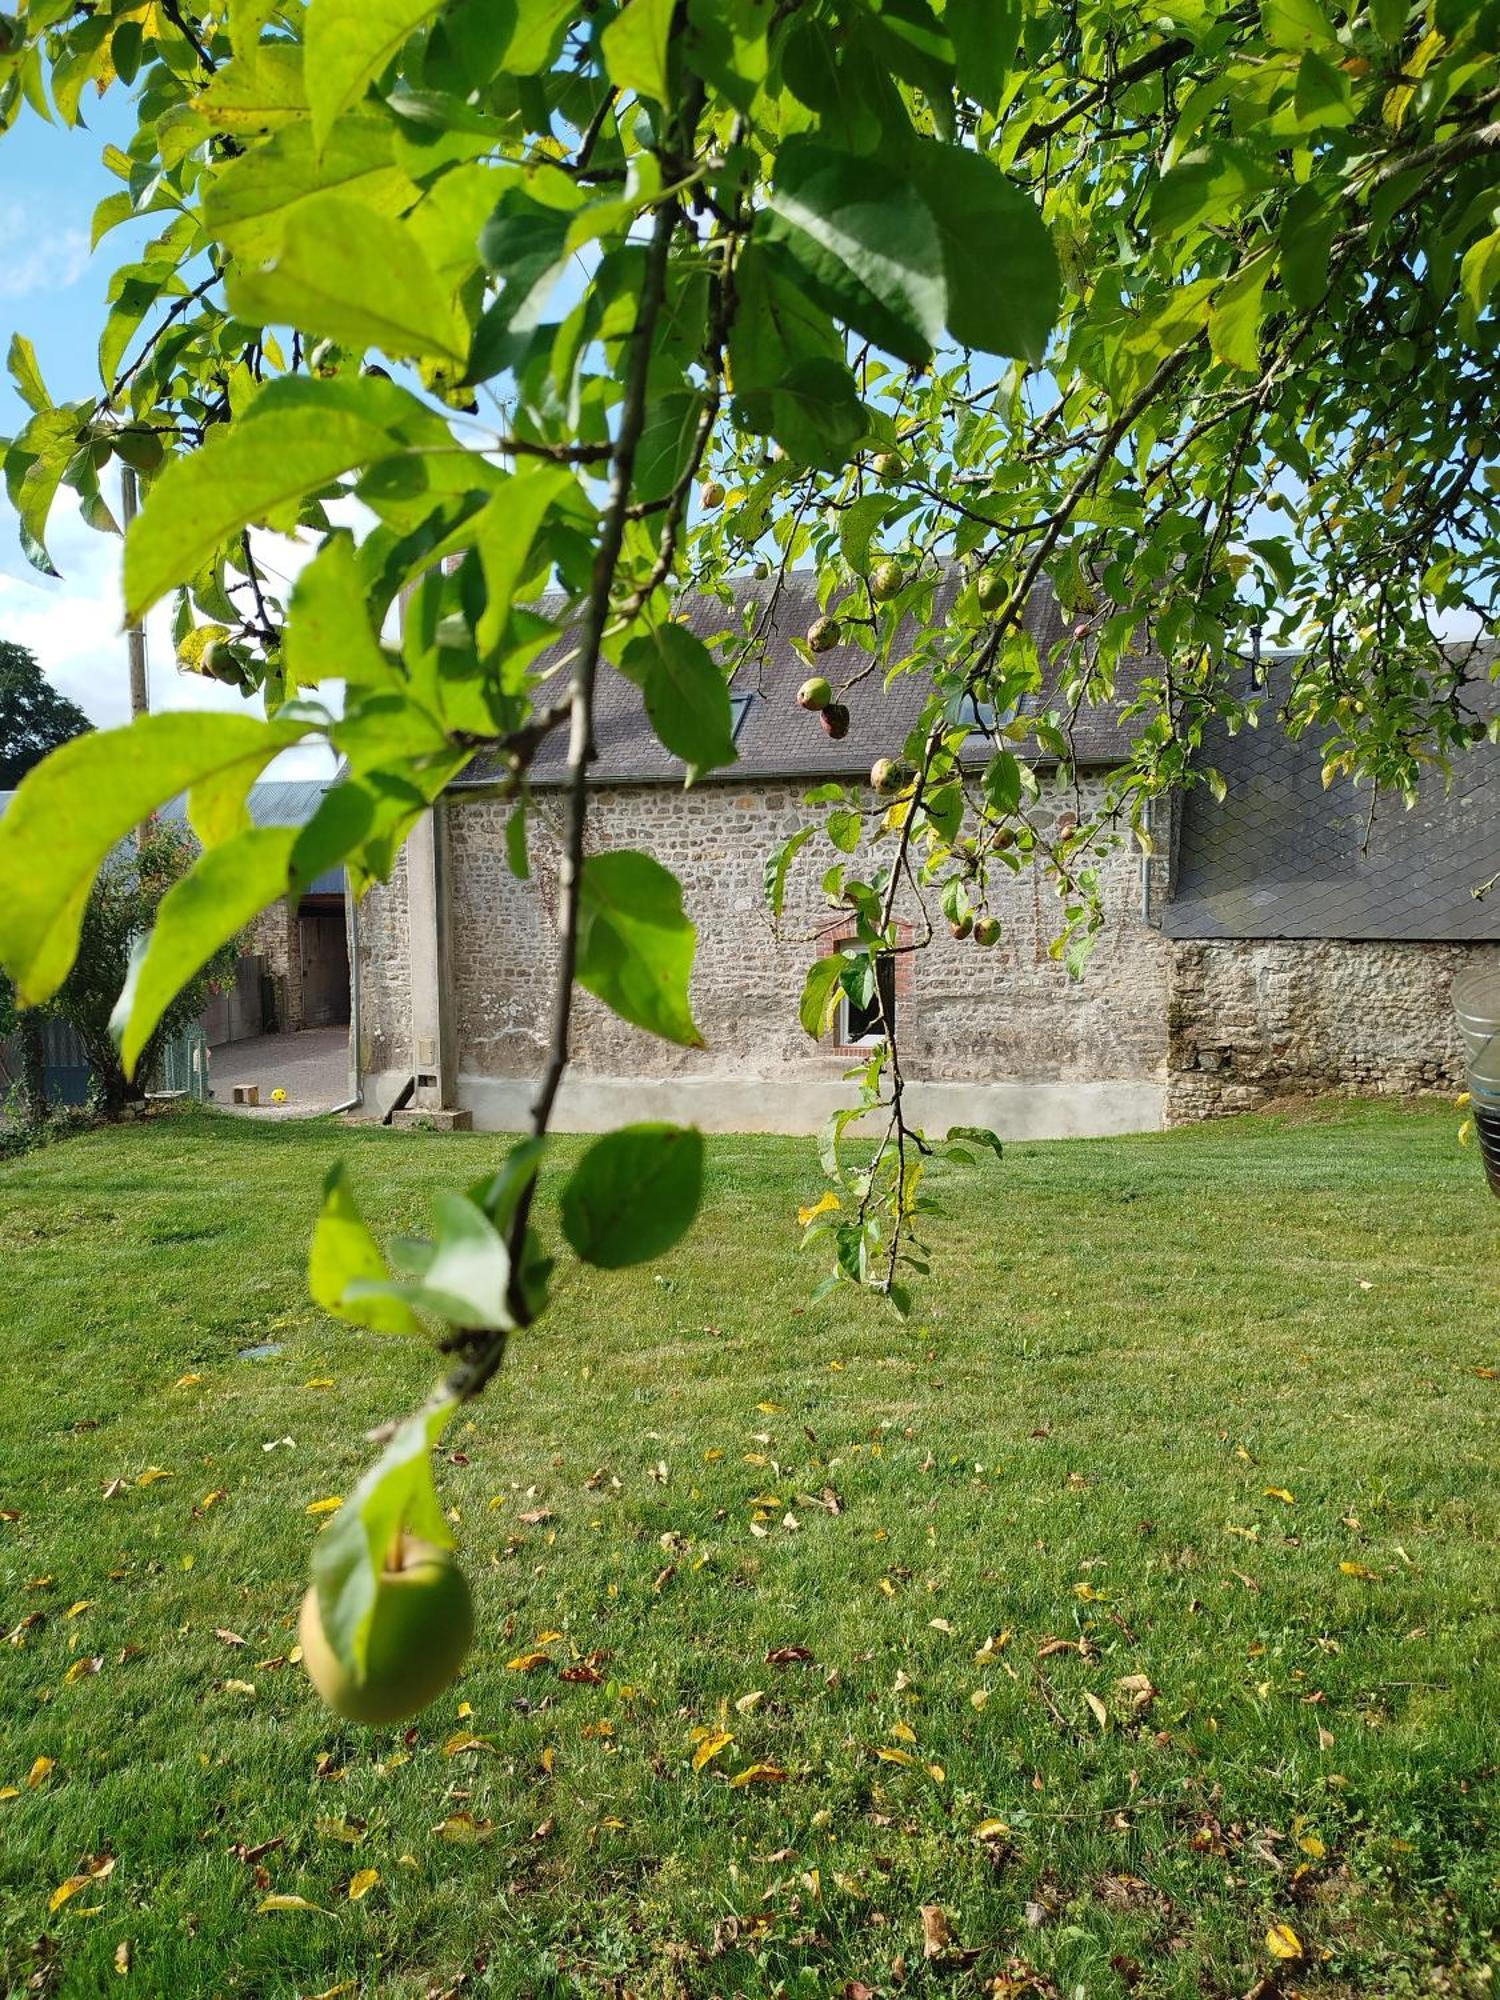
[352,579,1498,1136]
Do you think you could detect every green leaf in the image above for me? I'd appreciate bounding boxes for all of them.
[982,751,1022,815]
[799,954,845,1039]
[472,465,575,654]
[311,1399,458,1676]
[945,1124,1002,1161]
[1260,0,1336,50]
[226,195,470,363]
[0,713,304,1006]
[764,825,814,920]
[945,0,1020,110]
[908,139,1059,363]
[304,0,444,151]
[625,624,739,782]
[826,808,862,853]
[761,139,946,366]
[1278,188,1337,312]
[7,334,50,414]
[205,115,420,261]
[111,825,297,1076]
[410,1193,512,1327]
[839,493,898,574]
[505,801,530,880]
[600,0,674,106]
[124,374,441,621]
[286,530,400,691]
[1208,250,1272,373]
[576,850,703,1048]
[1459,229,1500,340]
[309,1162,425,1334]
[559,1123,705,1268]
[194,44,308,134]
[1151,144,1272,239]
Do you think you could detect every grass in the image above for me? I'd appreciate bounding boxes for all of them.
[1,1100,1497,2000]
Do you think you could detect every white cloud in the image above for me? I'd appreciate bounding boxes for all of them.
[0,208,89,301]
[0,487,340,780]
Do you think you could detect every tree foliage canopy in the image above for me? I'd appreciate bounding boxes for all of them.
[0,0,1496,1652]
[0,638,90,788]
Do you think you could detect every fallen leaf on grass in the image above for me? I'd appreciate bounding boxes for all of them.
[256,1894,331,1914]
[1264,1487,1295,1505]
[313,1819,363,1845]
[692,1730,734,1772]
[974,1817,1011,1842]
[64,1656,102,1684]
[442,1732,499,1757]
[729,1763,788,1788]
[1083,1691,1110,1730]
[1339,1561,1380,1580]
[347,1868,379,1901]
[114,1940,130,1975]
[136,1467,174,1486]
[49,1855,115,1912]
[432,1812,494,1844]
[27,1757,54,1789]
[215,1630,246,1648]
[305,1497,343,1517]
[920,1904,951,1958]
[1265,1922,1304,1961]
[221,1680,256,1698]
[173,1374,202,1389]
[765,1645,813,1666]
[304,1378,335,1390]
[506,1650,552,1673]
[101,1480,127,1500]
[734,1690,764,1714]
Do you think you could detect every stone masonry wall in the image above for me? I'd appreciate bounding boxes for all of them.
[1166,937,1500,1122]
[435,771,1172,1088]
[248,899,301,1031]
[355,847,412,1077]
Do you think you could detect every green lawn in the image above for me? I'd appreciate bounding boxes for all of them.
[1,1102,1497,1999]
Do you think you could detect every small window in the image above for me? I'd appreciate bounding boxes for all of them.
[840,953,896,1048]
[729,691,754,741]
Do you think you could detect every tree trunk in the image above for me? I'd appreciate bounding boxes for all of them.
[19,1013,46,1127]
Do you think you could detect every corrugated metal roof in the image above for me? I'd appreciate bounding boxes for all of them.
[454,573,1160,790]
[1162,653,1500,944]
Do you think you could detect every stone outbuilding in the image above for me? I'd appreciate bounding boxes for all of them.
[350,578,1498,1136]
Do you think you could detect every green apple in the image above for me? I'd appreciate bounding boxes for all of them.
[807,616,840,654]
[871,451,903,483]
[299,1534,474,1725]
[950,912,973,940]
[798,675,833,711]
[870,559,905,602]
[972,915,1001,948]
[870,756,911,796]
[700,479,725,509]
[976,569,1008,612]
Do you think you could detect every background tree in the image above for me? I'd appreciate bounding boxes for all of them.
[0,639,90,787]
[0,0,1496,1717]
[1,821,236,1119]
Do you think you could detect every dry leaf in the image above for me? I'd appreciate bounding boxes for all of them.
[920,1904,951,1958]
[221,1680,256,1698]
[1264,1487,1295,1505]
[64,1655,102,1684]
[876,1746,917,1768]
[305,1497,343,1517]
[692,1730,734,1772]
[136,1467,174,1486]
[347,1868,379,1901]
[798,1192,840,1226]
[214,1629,246,1648]
[1084,1691,1110,1730]
[505,1650,552,1673]
[734,1690,764,1714]
[432,1812,495,1844]
[27,1756,54,1789]
[49,1855,115,1912]
[1340,1561,1379,1580]
[173,1374,202,1389]
[114,1940,130,1976]
[256,1893,330,1914]
[1265,1922,1304,1962]
[442,1732,498,1757]
[890,1720,917,1744]
[728,1762,788,1788]
[765,1645,813,1666]
[974,1817,1011,1842]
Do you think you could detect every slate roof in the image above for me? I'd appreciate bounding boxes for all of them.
[453,572,1160,790]
[1162,650,1500,944]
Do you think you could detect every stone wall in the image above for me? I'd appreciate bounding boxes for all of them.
[1166,937,1500,1121]
[355,846,412,1078]
[249,899,301,1031]
[424,769,1172,1093]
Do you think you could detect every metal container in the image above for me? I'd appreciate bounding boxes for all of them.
[1453,969,1500,1196]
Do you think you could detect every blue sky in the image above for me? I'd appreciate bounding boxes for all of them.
[0,103,335,773]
